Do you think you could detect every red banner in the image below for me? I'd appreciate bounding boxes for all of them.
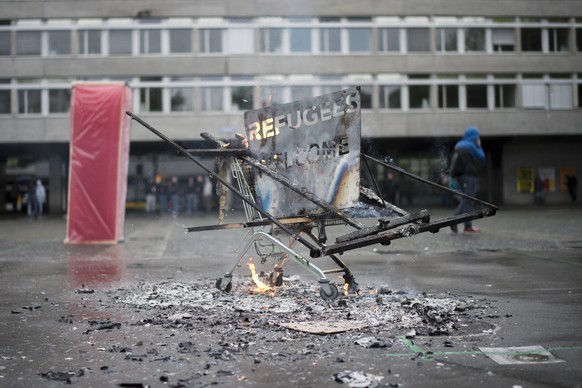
[65,82,132,244]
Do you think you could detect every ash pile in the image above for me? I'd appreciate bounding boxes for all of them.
[109,275,496,339]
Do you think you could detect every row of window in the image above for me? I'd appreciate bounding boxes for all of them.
[1,75,581,115]
[2,17,582,56]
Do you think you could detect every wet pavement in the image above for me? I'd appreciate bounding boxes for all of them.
[1,205,581,387]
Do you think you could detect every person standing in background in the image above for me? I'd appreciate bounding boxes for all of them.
[145,178,158,213]
[158,177,169,215]
[566,175,577,202]
[201,176,213,213]
[169,176,181,216]
[382,172,399,205]
[450,127,485,234]
[26,179,39,220]
[186,176,201,215]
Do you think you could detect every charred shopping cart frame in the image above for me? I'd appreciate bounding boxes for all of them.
[126,87,497,300]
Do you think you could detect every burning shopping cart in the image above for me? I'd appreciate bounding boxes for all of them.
[127,87,497,300]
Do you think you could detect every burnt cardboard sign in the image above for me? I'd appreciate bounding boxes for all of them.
[244,87,361,217]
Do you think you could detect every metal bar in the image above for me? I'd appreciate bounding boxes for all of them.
[183,216,316,233]
[126,111,322,254]
[322,268,348,275]
[302,230,351,276]
[362,153,386,208]
[182,148,248,156]
[335,209,430,244]
[320,209,496,257]
[363,154,499,211]
[248,231,328,281]
[240,155,366,230]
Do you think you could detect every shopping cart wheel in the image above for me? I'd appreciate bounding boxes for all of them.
[215,276,233,293]
[319,282,339,301]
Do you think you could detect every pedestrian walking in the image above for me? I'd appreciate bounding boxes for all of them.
[450,127,485,234]
[35,179,46,217]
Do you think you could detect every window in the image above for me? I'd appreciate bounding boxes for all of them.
[464,28,485,52]
[348,28,371,52]
[48,31,70,55]
[319,28,340,52]
[140,29,161,54]
[438,85,459,108]
[379,85,401,109]
[522,83,546,109]
[109,30,132,55]
[548,28,570,52]
[49,89,71,113]
[139,77,162,112]
[170,88,193,111]
[290,86,312,101]
[409,79,431,109]
[226,18,254,54]
[378,28,399,52]
[16,31,41,55]
[0,31,10,55]
[18,89,41,114]
[494,84,517,108]
[0,91,9,114]
[0,79,10,114]
[199,29,222,53]
[259,28,283,53]
[319,75,343,95]
[436,28,457,52]
[319,18,341,53]
[549,84,573,109]
[466,84,488,108]
[260,85,285,106]
[290,28,311,52]
[492,28,515,52]
[407,28,430,52]
[521,28,542,52]
[226,28,253,54]
[200,86,223,111]
[230,85,253,110]
[169,29,192,53]
[358,85,373,109]
[578,29,582,51]
[78,30,101,55]
[169,77,194,112]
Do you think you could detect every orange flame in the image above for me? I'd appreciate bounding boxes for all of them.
[247,261,274,295]
[338,275,350,297]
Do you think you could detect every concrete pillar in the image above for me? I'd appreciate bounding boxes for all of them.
[48,155,64,214]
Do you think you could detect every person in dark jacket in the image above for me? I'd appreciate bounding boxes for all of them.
[450,127,485,234]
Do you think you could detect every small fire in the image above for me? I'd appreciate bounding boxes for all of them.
[343,282,350,297]
[247,260,274,295]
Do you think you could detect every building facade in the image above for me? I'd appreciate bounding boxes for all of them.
[1,0,581,213]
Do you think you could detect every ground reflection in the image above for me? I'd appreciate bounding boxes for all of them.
[68,245,125,289]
